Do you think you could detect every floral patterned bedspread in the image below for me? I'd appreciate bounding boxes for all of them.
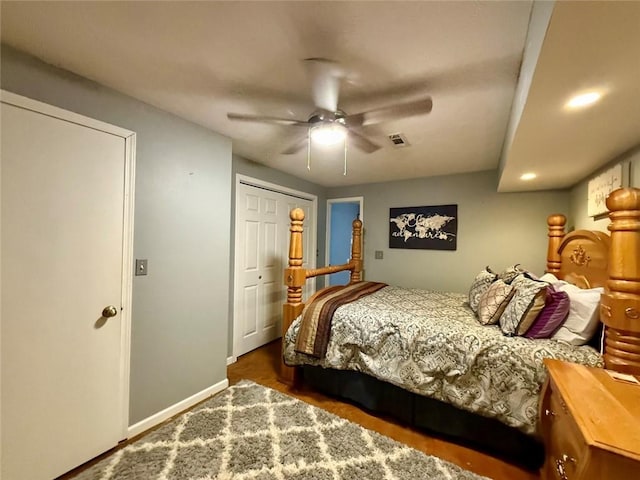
[283,286,603,435]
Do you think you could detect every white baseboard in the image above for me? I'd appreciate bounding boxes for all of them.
[226,355,237,365]
[127,378,229,439]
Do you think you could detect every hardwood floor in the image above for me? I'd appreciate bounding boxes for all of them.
[229,340,540,480]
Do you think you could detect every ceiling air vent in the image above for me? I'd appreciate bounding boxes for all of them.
[388,133,409,148]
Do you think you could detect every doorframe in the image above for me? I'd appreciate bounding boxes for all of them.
[233,174,317,360]
[325,196,364,273]
[0,90,136,439]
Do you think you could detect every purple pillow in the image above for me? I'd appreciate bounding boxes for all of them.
[525,286,570,339]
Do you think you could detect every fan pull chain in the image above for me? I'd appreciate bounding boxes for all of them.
[307,129,311,171]
[343,136,348,176]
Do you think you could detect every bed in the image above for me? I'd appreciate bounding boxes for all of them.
[279,187,640,468]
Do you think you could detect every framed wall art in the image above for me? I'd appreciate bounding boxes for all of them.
[389,204,457,250]
[588,163,623,217]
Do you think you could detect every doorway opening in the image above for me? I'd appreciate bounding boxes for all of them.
[326,197,364,286]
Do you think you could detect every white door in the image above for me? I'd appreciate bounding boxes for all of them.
[1,93,133,480]
[234,182,315,357]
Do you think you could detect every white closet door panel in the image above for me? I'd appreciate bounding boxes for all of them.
[235,184,316,356]
[242,285,259,336]
[244,220,260,271]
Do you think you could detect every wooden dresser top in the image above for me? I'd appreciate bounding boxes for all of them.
[544,359,640,461]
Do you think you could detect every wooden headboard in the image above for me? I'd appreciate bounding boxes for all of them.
[599,189,640,374]
[281,187,640,383]
[546,188,640,374]
[545,215,611,289]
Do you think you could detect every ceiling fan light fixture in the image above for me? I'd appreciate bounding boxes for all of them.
[310,123,347,146]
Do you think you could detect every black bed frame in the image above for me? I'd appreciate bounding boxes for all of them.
[301,365,544,471]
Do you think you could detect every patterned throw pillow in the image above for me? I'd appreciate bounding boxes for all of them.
[499,274,548,336]
[477,280,515,325]
[498,264,526,284]
[468,267,497,313]
[525,286,570,339]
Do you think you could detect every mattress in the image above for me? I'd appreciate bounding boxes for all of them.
[284,285,603,434]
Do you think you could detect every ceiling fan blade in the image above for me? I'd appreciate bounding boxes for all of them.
[348,130,381,154]
[305,58,342,112]
[227,113,309,127]
[281,135,309,155]
[346,97,433,127]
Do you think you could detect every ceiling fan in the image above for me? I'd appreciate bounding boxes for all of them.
[226,58,433,155]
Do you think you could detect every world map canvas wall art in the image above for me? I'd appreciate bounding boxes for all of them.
[389,204,458,250]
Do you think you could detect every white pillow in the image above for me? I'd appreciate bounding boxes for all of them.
[538,273,560,284]
[551,282,603,345]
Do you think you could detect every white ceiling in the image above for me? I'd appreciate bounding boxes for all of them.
[500,0,640,191]
[1,1,638,190]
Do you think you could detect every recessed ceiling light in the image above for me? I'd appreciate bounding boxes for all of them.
[566,91,602,109]
[520,172,537,181]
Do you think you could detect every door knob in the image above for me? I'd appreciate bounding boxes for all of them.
[102,305,118,318]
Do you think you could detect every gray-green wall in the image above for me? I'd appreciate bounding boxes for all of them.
[1,45,232,424]
[328,170,570,293]
[229,155,327,357]
[569,146,640,232]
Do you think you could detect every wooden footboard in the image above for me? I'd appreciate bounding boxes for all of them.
[280,207,362,385]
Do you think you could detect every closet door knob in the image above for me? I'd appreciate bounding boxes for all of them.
[102,305,118,318]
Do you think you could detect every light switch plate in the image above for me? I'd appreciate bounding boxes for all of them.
[135,259,148,276]
[374,250,384,259]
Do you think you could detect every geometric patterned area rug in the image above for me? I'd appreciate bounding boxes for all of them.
[72,381,490,479]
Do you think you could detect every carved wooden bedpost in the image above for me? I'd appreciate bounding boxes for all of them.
[349,218,363,283]
[546,214,566,274]
[600,187,640,375]
[281,208,306,386]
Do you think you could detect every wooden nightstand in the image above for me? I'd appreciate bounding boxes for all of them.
[540,359,640,479]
